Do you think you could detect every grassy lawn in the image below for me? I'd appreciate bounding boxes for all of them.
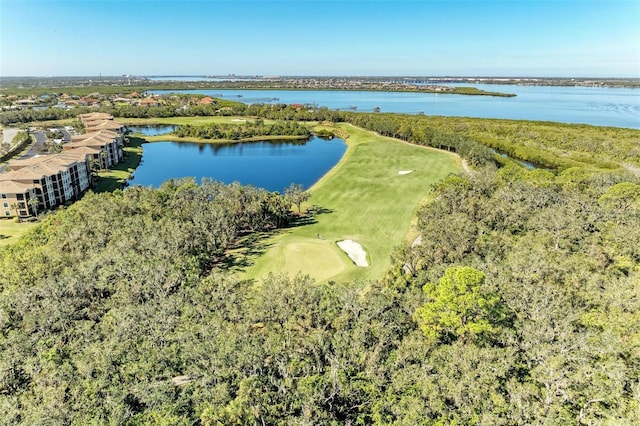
[243,123,462,283]
[93,136,144,193]
[0,219,37,247]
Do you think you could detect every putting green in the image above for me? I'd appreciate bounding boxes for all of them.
[268,239,349,282]
[244,124,463,283]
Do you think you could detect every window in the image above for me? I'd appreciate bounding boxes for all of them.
[2,203,7,208]
[4,211,9,216]
[1,194,6,199]
[16,194,24,200]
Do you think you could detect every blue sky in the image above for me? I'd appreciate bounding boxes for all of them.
[1,0,638,77]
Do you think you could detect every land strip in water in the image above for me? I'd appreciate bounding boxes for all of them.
[1,77,515,97]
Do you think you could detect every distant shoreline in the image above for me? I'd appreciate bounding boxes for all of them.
[2,76,638,93]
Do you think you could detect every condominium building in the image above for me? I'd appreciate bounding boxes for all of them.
[64,130,123,169]
[77,112,114,123]
[77,112,125,134]
[0,113,126,218]
[0,180,37,218]
[84,119,125,134]
[0,151,94,216]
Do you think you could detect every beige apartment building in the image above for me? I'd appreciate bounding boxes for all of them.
[77,112,114,123]
[84,119,125,134]
[64,130,123,169]
[0,180,38,218]
[0,151,94,217]
[77,112,125,134]
[0,113,126,218]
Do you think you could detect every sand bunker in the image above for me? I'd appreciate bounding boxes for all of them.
[398,170,413,175]
[337,240,369,267]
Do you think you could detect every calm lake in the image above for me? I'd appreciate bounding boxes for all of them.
[130,136,346,192]
[151,85,640,129]
[127,124,177,136]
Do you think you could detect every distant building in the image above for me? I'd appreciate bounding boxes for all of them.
[138,97,161,107]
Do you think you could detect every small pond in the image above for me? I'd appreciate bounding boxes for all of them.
[490,149,548,170]
[129,136,346,192]
[127,124,178,136]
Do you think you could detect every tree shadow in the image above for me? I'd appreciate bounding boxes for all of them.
[287,204,335,228]
[215,204,335,272]
[216,229,279,272]
[308,205,334,215]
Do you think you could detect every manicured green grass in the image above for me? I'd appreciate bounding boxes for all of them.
[243,124,462,283]
[93,136,144,193]
[0,219,37,247]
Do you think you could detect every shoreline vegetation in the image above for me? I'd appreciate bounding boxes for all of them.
[146,82,518,97]
[2,75,639,96]
[0,78,517,97]
[92,135,144,193]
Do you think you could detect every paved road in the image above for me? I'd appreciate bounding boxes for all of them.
[17,131,47,159]
[60,129,71,143]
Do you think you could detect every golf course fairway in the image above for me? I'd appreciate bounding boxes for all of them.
[244,124,463,283]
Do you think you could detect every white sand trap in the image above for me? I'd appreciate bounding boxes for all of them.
[398,170,413,175]
[231,119,246,122]
[337,240,369,267]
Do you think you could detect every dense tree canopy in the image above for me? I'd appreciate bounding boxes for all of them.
[1,102,639,424]
[173,120,310,140]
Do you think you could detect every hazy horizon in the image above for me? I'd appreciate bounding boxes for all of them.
[2,74,638,80]
[1,0,639,78]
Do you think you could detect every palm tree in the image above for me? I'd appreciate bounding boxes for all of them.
[27,196,39,219]
[10,203,20,220]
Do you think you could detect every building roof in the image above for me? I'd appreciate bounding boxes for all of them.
[69,130,119,147]
[139,98,160,105]
[0,180,33,194]
[0,166,48,182]
[77,112,113,123]
[6,155,49,170]
[1,151,91,183]
[61,146,102,156]
[8,152,87,169]
[84,120,124,132]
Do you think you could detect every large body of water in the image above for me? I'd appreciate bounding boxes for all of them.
[128,124,177,135]
[132,84,638,190]
[130,136,346,191]
[151,85,640,129]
